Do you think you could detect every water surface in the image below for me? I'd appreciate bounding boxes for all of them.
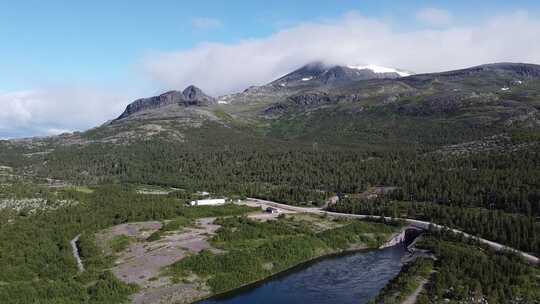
[199,245,407,304]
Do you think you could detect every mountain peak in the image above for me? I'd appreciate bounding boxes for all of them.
[182,85,213,102]
[114,85,215,122]
[271,62,410,88]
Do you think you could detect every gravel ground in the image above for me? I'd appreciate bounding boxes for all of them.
[97,218,222,304]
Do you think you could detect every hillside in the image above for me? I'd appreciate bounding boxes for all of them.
[1,62,540,304]
[4,62,537,149]
[1,62,540,199]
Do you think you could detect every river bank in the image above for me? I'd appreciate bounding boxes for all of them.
[197,245,408,304]
[162,213,404,304]
[370,231,540,303]
[193,246,389,304]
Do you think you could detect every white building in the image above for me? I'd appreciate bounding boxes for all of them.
[189,199,226,206]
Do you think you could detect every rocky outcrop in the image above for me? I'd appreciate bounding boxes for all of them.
[181,85,216,106]
[379,230,406,249]
[406,63,540,84]
[480,62,540,78]
[262,92,337,116]
[289,92,334,106]
[115,85,215,121]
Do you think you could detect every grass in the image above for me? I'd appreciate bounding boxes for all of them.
[147,216,193,241]
[145,205,258,242]
[109,235,131,253]
[370,258,434,304]
[135,184,177,195]
[71,186,95,194]
[177,204,259,219]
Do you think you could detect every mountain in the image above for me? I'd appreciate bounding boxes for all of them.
[2,62,540,235]
[215,62,412,109]
[115,85,216,122]
[2,62,539,304]
[108,62,411,126]
[5,62,540,148]
[269,62,409,88]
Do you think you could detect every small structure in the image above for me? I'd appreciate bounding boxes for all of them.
[189,198,226,206]
[265,206,280,214]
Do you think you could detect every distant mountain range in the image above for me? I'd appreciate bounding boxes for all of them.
[6,61,540,150]
[112,62,414,122]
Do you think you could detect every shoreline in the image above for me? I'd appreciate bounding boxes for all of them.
[190,230,406,304]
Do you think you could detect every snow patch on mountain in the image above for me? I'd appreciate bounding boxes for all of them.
[348,64,412,77]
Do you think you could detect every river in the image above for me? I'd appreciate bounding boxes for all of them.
[198,245,408,304]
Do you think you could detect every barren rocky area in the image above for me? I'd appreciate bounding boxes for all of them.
[96,218,224,304]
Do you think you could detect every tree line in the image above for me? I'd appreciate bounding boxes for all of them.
[30,138,540,215]
[327,198,540,255]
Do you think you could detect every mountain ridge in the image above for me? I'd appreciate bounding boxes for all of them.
[114,85,216,122]
[5,62,540,148]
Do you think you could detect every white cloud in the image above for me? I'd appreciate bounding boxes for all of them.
[0,87,135,138]
[143,11,540,96]
[3,10,540,139]
[191,17,222,30]
[416,8,453,26]
[46,128,73,135]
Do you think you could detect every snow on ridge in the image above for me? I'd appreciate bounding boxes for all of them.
[301,77,313,81]
[348,64,411,77]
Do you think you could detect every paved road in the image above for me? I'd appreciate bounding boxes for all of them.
[246,198,539,264]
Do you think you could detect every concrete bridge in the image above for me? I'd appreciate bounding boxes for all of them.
[246,198,539,264]
[380,225,424,249]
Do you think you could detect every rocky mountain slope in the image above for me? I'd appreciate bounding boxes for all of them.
[269,62,408,88]
[115,85,216,121]
[4,62,540,149]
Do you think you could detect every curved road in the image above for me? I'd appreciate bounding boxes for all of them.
[247,198,539,264]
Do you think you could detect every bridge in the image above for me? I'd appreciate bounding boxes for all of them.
[246,198,539,264]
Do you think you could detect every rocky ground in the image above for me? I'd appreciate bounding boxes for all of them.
[96,218,225,304]
[95,202,349,304]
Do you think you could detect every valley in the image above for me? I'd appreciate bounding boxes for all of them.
[1,62,540,303]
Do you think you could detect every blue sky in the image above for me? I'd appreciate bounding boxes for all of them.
[1,0,539,91]
[1,0,540,138]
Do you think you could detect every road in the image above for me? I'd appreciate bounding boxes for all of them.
[402,277,429,304]
[70,234,85,272]
[246,198,539,264]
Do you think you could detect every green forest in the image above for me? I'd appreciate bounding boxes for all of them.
[6,134,537,215]
[1,119,539,303]
[0,184,256,304]
[328,198,540,255]
[372,231,540,303]
[169,215,397,294]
